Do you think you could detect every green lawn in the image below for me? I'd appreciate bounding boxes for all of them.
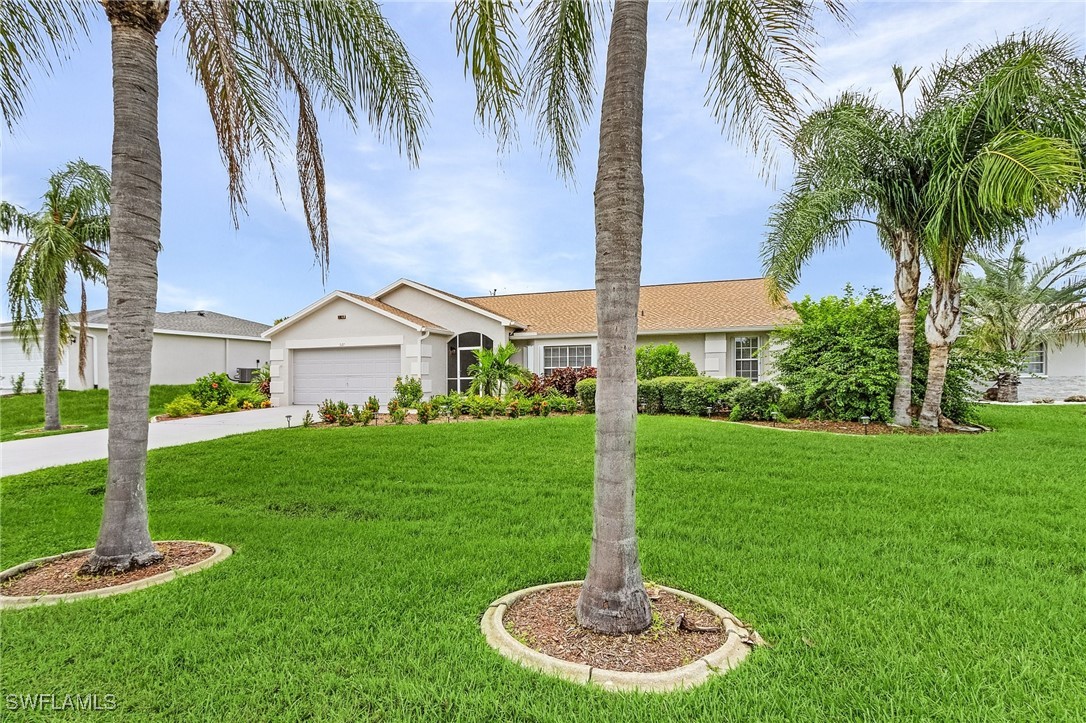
[0,385,190,442]
[2,407,1084,720]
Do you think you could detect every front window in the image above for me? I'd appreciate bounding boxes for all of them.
[734,336,760,381]
[448,332,494,392]
[543,345,592,376]
[1024,344,1046,375]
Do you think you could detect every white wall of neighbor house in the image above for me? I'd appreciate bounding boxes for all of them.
[1017,335,1086,401]
[267,296,446,406]
[379,286,509,343]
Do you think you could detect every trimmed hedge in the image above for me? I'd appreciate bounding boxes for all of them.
[638,376,750,416]
[728,382,783,421]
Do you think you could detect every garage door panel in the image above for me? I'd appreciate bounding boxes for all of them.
[292,346,399,405]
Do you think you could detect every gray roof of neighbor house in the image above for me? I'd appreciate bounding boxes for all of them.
[73,309,270,338]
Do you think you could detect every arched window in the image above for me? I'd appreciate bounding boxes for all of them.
[447,332,494,392]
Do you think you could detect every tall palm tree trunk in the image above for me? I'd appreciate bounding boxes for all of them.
[919,273,962,430]
[891,230,920,426]
[576,0,652,635]
[82,1,170,574]
[41,298,62,430]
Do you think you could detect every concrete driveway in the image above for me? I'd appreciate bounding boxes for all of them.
[1,405,313,477]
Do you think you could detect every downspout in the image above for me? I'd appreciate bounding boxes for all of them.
[418,330,430,401]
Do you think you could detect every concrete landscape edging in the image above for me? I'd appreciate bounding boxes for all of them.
[481,580,753,692]
[0,541,232,611]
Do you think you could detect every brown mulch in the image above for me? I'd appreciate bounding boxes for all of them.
[310,411,584,428]
[503,584,750,673]
[732,418,978,435]
[0,542,215,597]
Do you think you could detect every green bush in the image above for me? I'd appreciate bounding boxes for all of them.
[302,410,314,427]
[774,287,996,423]
[575,378,596,413]
[729,382,783,421]
[636,343,698,380]
[164,394,201,417]
[232,385,266,409]
[393,376,423,408]
[191,372,233,407]
[12,372,25,395]
[778,391,804,419]
[637,376,749,415]
[417,402,433,424]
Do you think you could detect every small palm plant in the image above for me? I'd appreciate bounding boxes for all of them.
[2,159,110,431]
[962,239,1086,401]
[468,342,529,397]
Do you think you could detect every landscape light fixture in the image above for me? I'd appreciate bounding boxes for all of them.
[860,415,871,435]
[770,411,779,427]
[706,405,713,419]
[285,414,292,428]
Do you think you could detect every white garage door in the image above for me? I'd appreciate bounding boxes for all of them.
[1,336,63,391]
[292,346,400,406]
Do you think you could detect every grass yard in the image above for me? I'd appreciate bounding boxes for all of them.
[2,406,1084,720]
[1,385,192,442]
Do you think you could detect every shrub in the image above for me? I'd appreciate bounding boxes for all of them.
[360,408,374,426]
[365,396,380,414]
[192,372,233,407]
[393,376,423,408]
[540,399,551,417]
[544,366,596,397]
[12,372,25,395]
[35,368,44,394]
[338,412,354,426]
[506,398,520,418]
[164,394,201,417]
[252,365,271,398]
[391,408,407,424]
[528,394,546,416]
[387,398,400,416]
[778,391,804,419]
[549,394,578,414]
[636,343,698,380]
[417,401,433,424]
[637,376,748,415]
[302,410,314,427]
[232,385,265,409]
[774,287,996,423]
[729,382,783,421]
[513,373,549,397]
[260,399,271,408]
[317,399,349,424]
[575,378,597,413]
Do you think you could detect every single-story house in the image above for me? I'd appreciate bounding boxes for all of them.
[263,277,798,407]
[0,309,270,391]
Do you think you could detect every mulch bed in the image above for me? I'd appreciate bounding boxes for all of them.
[0,542,215,597]
[310,411,584,428]
[503,584,744,673]
[730,418,978,435]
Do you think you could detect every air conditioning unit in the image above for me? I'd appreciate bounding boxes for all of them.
[235,367,258,383]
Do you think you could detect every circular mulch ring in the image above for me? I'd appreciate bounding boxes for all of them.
[481,581,760,692]
[0,541,232,611]
[14,424,88,436]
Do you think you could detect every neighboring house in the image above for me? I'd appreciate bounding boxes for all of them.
[0,310,271,391]
[1014,333,1086,401]
[263,277,798,407]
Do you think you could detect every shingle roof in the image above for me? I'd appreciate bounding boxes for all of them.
[74,309,270,338]
[465,278,798,335]
[338,292,451,331]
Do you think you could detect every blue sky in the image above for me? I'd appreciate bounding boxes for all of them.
[2,0,1084,325]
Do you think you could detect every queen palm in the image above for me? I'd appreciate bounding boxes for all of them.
[915,33,1085,428]
[4,0,428,572]
[962,239,1086,402]
[763,72,925,426]
[2,160,110,432]
[456,0,845,633]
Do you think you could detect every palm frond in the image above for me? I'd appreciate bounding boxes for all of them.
[178,0,431,277]
[683,0,849,165]
[0,0,91,130]
[523,0,602,180]
[453,0,522,150]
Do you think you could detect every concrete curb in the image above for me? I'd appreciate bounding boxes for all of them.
[482,581,753,692]
[0,541,232,611]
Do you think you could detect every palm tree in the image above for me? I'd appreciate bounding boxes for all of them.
[962,239,1086,401]
[456,0,845,633]
[916,33,1085,428]
[2,160,110,432]
[468,342,529,396]
[763,71,925,426]
[4,0,429,573]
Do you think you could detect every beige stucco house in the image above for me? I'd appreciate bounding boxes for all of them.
[0,309,270,391]
[263,277,798,407]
